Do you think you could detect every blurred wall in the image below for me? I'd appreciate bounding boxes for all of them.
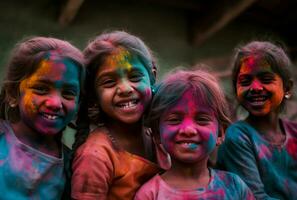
[0,0,291,147]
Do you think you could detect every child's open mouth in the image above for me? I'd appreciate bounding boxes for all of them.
[41,113,61,120]
[116,99,140,110]
[247,95,269,106]
[176,140,201,149]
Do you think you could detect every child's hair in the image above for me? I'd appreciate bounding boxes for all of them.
[73,30,157,151]
[231,41,292,95]
[0,36,85,123]
[147,67,231,139]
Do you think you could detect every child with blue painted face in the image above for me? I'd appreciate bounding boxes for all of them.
[217,41,296,199]
[0,36,85,199]
[71,31,166,200]
[135,68,255,200]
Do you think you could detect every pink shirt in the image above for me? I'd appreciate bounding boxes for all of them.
[135,169,255,200]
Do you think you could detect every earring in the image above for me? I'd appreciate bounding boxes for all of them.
[216,136,224,146]
[284,93,291,99]
[151,86,156,95]
[9,102,17,108]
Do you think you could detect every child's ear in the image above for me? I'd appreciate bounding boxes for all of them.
[284,79,294,99]
[7,96,18,108]
[216,126,225,146]
[151,64,157,79]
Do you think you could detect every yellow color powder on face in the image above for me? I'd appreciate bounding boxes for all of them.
[105,48,133,71]
[19,60,54,115]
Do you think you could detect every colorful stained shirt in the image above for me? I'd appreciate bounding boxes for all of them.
[217,119,297,200]
[134,168,255,200]
[71,127,162,200]
[0,120,65,200]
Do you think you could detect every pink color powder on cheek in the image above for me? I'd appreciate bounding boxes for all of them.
[145,87,152,97]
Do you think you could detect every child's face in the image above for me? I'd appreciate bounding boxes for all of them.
[17,58,80,136]
[95,49,152,124]
[236,57,285,116]
[159,89,219,164]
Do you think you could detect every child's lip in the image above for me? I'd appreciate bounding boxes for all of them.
[115,99,139,107]
[40,112,62,120]
[175,140,201,144]
[246,94,269,102]
[114,97,139,105]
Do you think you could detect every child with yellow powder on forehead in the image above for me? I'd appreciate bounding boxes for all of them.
[0,36,85,199]
[71,31,168,200]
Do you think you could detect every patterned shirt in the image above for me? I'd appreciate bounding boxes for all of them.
[134,169,254,200]
[0,120,65,200]
[217,119,297,200]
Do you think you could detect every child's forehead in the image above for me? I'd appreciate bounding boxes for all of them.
[26,58,78,84]
[239,56,273,73]
[97,50,147,76]
[166,89,213,113]
[104,48,134,70]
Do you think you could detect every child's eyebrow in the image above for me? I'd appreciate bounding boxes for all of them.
[33,79,79,88]
[258,71,275,76]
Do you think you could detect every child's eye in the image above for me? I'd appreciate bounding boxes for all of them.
[62,90,78,100]
[99,79,116,88]
[31,85,49,95]
[129,72,144,82]
[195,116,212,125]
[260,75,275,84]
[238,77,252,86]
[164,115,182,125]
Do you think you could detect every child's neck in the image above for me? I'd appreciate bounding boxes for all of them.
[105,120,147,158]
[161,157,210,190]
[246,113,285,144]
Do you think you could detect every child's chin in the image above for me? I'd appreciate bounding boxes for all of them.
[38,127,62,136]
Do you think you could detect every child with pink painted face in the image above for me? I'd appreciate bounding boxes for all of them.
[217,41,297,200]
[135,68,255,200]
[71,31,166,200]
[0,37,85,199]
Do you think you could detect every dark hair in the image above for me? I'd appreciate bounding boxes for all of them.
[0,36,85,122]
[147,68,231,139]
[73,30,157,151]
[231,41,292,94]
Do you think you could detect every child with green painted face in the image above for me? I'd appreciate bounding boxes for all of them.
[0,36,85,199]
[71,31,167,200]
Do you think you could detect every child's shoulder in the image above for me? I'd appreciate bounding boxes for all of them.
[0,119,9,136]
[75,127,114,158]
[212,169,245,185]
[281,118,297,136]
[227,120,250,131]
[225,120,254,140]
[135,174,163,198]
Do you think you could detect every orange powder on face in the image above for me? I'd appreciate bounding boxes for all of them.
[105,48,133,71]
[19,60,54,115]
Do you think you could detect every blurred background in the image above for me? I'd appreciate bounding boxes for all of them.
[1,0,296,147]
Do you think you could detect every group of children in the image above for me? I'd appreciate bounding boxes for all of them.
[0,30,295,200]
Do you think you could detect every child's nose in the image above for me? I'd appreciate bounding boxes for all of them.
[250,79,263,92]
[179,123,198,137]
[45,94,63,111]
[117,79,133,95]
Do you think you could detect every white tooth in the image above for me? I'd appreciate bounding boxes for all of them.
[120,101,137,108]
